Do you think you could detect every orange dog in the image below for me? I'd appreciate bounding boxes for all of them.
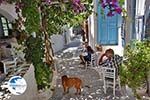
[61,75,82,95]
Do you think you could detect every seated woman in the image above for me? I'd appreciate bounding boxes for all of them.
[79,43,94,65]
[99,48,123,75]
[98,48,114,65]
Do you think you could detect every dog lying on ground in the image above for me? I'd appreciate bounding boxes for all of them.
[61,75,90,95]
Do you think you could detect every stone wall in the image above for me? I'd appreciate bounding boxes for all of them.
[9,64,38,100]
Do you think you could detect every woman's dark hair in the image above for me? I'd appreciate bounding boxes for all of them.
[86,46,94,54]
[105,48,114,55]
[6,44,11,48]
[98,48,114,64]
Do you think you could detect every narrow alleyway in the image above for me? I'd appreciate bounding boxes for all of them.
[49,44,131,100]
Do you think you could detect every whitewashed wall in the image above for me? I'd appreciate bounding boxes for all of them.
[9,64,38,100]
[88,14,95,50]
[62,25,72,45]
[51,34,65,53]
[0,3,17,22]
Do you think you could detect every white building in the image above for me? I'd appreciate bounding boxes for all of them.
[125,0,146,42]
[0,3,17,38]
[144,0,150,39]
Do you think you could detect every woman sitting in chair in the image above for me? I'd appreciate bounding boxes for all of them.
[98,48,114,65]
[99,48,123,75]
[79,42,94,65]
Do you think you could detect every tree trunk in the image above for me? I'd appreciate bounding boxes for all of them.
[44,31,54,67]
[39,4,55,70]
[84,20,89,43]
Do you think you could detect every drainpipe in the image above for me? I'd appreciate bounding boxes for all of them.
[142,16,145,40]
[131,0,136,39]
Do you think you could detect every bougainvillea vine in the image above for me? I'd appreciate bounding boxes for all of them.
[72,0,86,13]
[100,0,122,16]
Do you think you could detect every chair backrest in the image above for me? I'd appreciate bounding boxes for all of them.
[103,67,116,79]
[1,58,17,74]
[100,55,123,76]
[91,53,97,67]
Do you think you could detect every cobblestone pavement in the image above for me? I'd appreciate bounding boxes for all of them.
[49,47,133,100]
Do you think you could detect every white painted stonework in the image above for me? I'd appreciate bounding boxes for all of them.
[0,3,17,22]
[51,34,65,53]
[9,64,38,100]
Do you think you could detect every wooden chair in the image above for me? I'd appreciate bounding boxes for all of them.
[1,57,18,74]
[85,53,97,69]
[102,67,121,97]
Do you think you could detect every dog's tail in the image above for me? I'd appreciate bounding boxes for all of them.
[82,84,91,88]
[81,84,91,93]
[84,85,90,88]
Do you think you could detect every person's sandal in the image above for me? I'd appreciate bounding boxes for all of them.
[87,61,90,64]
[80,62,85,65]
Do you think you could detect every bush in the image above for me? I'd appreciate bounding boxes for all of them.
[120,40,150,98]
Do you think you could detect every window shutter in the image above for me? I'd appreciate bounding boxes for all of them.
[107,14,118,45]
[97,3,108,44]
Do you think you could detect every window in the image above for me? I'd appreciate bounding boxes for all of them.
[0,15,12,38]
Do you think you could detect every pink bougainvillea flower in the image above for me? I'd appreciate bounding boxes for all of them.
[110,3,118,8]
[100,0,104,2]
[72,4,80,13]
[72,0,80,8]
[107,11,114,16]
[16,2,24,8]
[106,0,111,3]
[71,0,86,13]
[110,0,118,7]
[100,0,122,16]
[101,2,107,8]
[0,0,3,4]
[44,0,51,5]
[15,2,24,13]
[72,0,80,4]
[73,5,85,13]
[100,0,106,3]
[115,7,122,14]
[0,0,6,5]
[112,0,117,3]
[79,3,86,11]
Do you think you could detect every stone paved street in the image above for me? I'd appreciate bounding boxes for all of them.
[49,46,132,100]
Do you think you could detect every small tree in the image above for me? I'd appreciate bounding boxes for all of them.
[120,40,150,99]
